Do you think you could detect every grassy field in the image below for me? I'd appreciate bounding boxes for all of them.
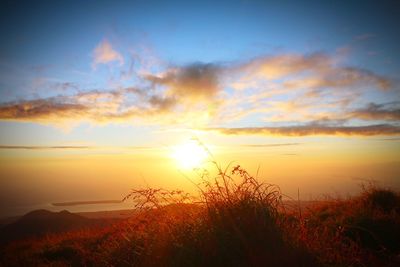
[1,163,399,267]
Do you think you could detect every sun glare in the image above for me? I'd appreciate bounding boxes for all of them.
[172,140,208,169]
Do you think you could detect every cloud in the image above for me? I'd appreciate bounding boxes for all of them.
[0,145,92,150]
[0,51,396,132]
[0,98,89,121]
[239,143,301,147]
[145,63,221,101]
[0,91,135,123]
[236,53,390,91]
[377,137,400,141]
[92,39,124,67]
[239,53,332,80]
[219,52,392,125]
[0,88,195,125]
[0,145,152,150]
[350,102,400,121]
[148,95,177,112]
[354,33,376,41]
[206,124,400,137]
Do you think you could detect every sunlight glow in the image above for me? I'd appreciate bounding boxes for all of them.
[171,140,208,169]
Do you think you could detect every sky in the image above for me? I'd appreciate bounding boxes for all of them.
[0,0,399,217]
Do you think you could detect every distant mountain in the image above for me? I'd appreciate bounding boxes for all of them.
[0,209,115,244]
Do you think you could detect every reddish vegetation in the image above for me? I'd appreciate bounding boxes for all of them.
[1,164,399,267]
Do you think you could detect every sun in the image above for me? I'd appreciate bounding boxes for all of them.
[171,140,208,169]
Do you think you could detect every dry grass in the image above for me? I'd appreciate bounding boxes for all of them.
[296,185,400,266]
[1,152,399,266]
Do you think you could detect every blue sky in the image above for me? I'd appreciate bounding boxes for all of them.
[2,0,399,71]
[0,0,399,145]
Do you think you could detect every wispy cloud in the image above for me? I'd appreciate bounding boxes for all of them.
[234,53,390,91]
[0,145,153,150]
[0,50,397,136]
[350,102,400,121]
[0,145,92,150]
[206,124,400,137]
[0,87,203,125]
[0,89,162,123]
[376,137,400,141]
[0,98,89,121]
[239,143,301,147]
[354,33,376,41]
[92,39,124,67]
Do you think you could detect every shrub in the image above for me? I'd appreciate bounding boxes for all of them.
[362,187,400,213]
[122,157,318,266]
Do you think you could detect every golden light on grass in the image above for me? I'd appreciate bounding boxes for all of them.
[171,140,208,169]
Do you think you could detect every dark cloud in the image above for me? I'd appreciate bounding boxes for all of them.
[0,52,395,129]
[0,89,178,123]
[350,102,400,121]
[0,98,89,121]
[148,95,177,112]
[145,63,221,100]
[206,124,400,136]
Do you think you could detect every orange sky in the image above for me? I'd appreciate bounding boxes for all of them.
[1,134,399,217]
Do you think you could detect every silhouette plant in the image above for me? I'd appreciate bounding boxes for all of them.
[121,138,318,266]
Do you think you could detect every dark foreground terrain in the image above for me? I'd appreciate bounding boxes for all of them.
[1,166,399,267]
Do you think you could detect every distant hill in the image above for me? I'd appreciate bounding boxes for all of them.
[0,209,116,244]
